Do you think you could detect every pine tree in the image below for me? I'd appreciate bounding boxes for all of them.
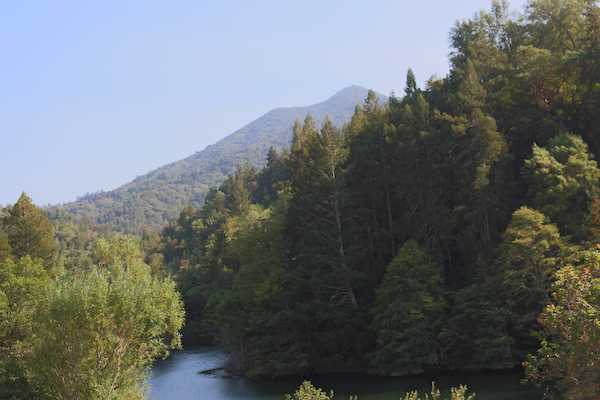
[405,68,418,98]
[2,193,56,264]
[345,87,398,293]
[284,117,370,373]
[289,117,356,307]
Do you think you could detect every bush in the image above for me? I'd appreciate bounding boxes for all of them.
[283,381,475,400]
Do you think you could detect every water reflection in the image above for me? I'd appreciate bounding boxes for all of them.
[149,347,540,400]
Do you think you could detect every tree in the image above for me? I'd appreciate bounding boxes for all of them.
[52,219,97,272]
[0,257,50,398]
[346,88,398,290]
[3,193,56,263]
[288,116,355,303]
[255,147,290,205]
[523,132,600,239]
[92,234,144,269]
[369,240,446,375]
[495,206,566,359]
[25,246,184,400]
[0,230,12,263]
[443,59,508,272]
[280,116,367,375]
[524,249,600,400]
[440,282,514,371]
[405,68,418,98]
[221,165,256,215]
[211,201,287,375]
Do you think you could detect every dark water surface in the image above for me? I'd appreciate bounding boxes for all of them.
[149,347,541,400]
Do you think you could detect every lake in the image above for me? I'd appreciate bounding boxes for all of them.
[149,347,541,400]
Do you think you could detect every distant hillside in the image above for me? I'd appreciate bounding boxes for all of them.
[52,86,386,232]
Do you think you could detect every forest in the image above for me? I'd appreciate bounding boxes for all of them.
[160,0,600,398]
[1,0,600,399]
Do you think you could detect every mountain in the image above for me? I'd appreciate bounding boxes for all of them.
[52,85,386,232]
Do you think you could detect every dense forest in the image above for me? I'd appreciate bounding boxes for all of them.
[2,1,600,399]
[159,1,600,399]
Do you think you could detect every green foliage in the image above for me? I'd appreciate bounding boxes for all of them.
[155,2,600,396]
[283,382,476,400]
[524,248,600,400]
[2,193,56,264]
[284,381,334,400]
[51,218,98,271]
[1,0,596,398]
[369,241,446,375]
[401,383,475,400]
[284,116,368,373]
[209,200,288,376]
[0,257,50,399]
[10,4,596,395]
[494,207,566,359]
[161,166,261,345]
[524,133,600,238]
[440,283,514,371]
[496,207,565,304]
[92,234,144,268]
[0,196,185,400]
[24,256,184,400]
[0,230,12,263]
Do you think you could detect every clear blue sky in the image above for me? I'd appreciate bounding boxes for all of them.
[1,0,528,205]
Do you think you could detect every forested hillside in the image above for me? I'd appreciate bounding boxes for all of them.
[159,1,600,399]
[2,1,600,399]
[51,86,384,233]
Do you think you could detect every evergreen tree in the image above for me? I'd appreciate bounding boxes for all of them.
[440,282,514,370]
[405,68,418,98]
[285,116,368,373]
[255,147,290,205]
[369,240,446,375]
[2,193,56,264]
[346,88,397,290]
[495,206,566,359]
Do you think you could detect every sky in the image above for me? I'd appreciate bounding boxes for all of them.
[0,0,528,206]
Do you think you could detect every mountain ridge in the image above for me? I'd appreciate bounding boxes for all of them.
[52,85,386,232]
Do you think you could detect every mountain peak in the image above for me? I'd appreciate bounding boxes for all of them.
[328,85,370,100]
[333,84,369,95]
[325,85,386,107]
[55,86,387,232]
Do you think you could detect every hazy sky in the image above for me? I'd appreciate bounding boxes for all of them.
[1,0,528,205]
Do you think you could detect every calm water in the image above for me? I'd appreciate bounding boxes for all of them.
[149,347,541,400]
